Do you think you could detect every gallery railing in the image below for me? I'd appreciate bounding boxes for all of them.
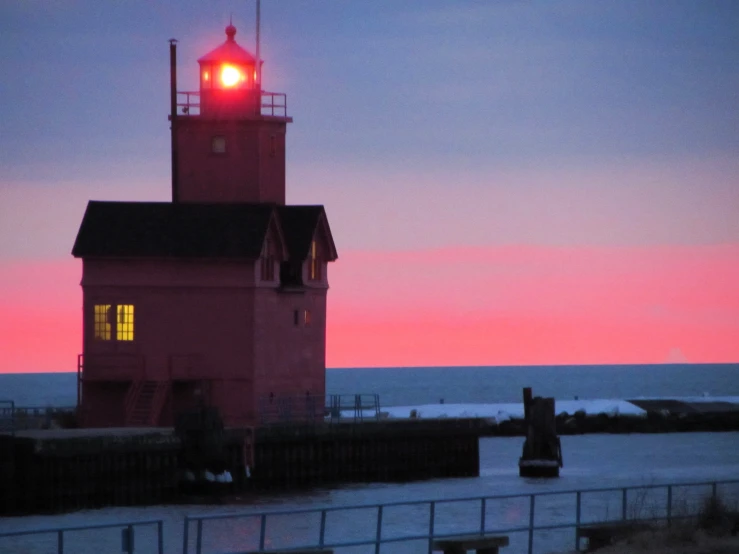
[182,479,739,554]
[176,91,287,117]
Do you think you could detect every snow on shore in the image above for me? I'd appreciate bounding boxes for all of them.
[372,396,739,423]
[381,399,644,422]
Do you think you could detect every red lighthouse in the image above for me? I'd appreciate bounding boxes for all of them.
[72,23,338,429]
[174,23,289,204]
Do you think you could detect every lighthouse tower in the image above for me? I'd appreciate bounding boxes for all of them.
[72,23,337,429]
[174,23,290,204]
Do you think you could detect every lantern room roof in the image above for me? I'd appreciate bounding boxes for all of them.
[198,24,257,65]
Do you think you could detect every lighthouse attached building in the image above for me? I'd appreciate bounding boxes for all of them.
[72,25,337,428]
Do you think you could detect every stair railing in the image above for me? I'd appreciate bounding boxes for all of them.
[148,382,170,427]
[124,381,144,426]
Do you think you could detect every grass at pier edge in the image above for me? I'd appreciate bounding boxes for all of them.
[562,494,739,554]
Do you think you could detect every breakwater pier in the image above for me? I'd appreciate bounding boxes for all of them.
[0,418,483,516]
[2,396,739,516]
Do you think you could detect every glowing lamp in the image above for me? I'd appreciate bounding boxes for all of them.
[221,65,243,87]
[197,23,262,115]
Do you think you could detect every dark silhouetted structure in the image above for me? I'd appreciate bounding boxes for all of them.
[519,387,563,477]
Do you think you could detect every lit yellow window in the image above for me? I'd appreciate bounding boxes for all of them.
[116,305,135,341]
[94,305,112,340]
[304,310,311,325]
[309,240,321,281]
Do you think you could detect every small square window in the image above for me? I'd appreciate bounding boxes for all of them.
[211,136,226,153]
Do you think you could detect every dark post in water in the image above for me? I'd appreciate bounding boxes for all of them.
[519,387,563,478]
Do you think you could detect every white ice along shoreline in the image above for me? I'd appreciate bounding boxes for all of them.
[341,396,739,423]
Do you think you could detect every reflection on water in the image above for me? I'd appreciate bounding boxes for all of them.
[1,433,738,554]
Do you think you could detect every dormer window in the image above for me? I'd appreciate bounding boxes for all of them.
[261,238,275,281]
[308,240,321,281]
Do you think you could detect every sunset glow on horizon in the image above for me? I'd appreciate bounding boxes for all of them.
[1,2,738,373]
[1,242,738,373]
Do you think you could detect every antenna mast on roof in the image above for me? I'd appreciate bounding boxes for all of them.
[169,38,179,203]
[255,0,261,90]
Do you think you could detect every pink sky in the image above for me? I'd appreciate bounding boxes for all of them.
[1,244,737,373]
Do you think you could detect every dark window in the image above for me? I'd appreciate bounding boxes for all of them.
[280,261,303,287]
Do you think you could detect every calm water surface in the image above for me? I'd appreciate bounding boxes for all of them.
[2,363,738,407]
[2,432,738,554]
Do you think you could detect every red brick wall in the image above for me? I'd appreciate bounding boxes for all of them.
[80,256,331,427]
[81,259,257,426]
[175,118,287,204]
[252,263,328,418]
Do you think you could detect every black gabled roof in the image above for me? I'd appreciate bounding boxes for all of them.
[72,201,339,261]
[277,205,337,261]
[72,201,275,259]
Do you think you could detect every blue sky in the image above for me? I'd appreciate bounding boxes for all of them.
[2,2,738,252]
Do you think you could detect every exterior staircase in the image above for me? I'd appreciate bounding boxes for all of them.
[125,380,169,427]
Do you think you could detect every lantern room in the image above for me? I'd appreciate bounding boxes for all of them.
[197,23,262,118]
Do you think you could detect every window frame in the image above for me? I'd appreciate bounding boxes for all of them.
[308,239,322,281]
[92,303,135,342]
[211,135,227,154]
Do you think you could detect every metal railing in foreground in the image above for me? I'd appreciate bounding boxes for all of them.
[0,519,165,554]
[182,479,739,554]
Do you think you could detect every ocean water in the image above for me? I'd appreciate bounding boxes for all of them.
[1,363,738,408]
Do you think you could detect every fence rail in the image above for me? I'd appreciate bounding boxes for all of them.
[258,393,381,426]
[0,404,76,433]
[0,519,165,554]
[1,479,737,554]
[182,479,739,554]
[326,393,381,423]
[0,400,15,435]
